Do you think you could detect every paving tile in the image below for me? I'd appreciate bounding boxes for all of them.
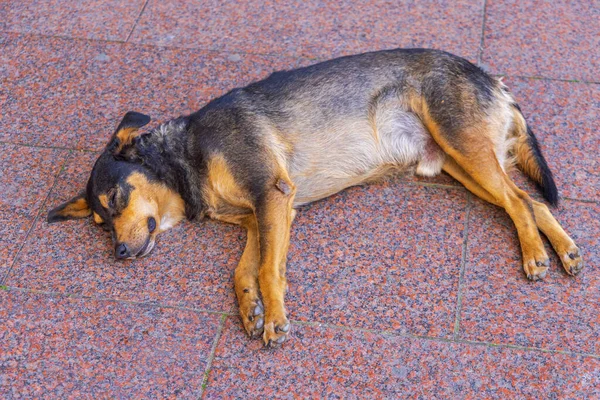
[6,151,243,312]
[131,0,484,61]
[458,197,600,354]
[483,0,599,81]
[0,34,303,150]
[0,208,34,278]
[0,0,146,41]
[504,77,599,202]
[0,144,67,212]
[0,289,220,398]
[0,144,67,274]
[204,317,600,398]
[284,179,467,338]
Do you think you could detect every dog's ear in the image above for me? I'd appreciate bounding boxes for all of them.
[107,111,151,155]
[47,192,92,223]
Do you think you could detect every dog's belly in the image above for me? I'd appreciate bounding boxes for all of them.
[288,110,444,206]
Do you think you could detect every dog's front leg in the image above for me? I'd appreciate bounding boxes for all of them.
[256,179,296,347]
[234,215,266,339]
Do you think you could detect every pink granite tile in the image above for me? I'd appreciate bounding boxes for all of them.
[6,151,242,312]
[0,144,67,274]
[483,0,599,81]
[0,34,303,150]
[204,317,600,398]
[0,290,220,398]
[0,144,67,212]
[0,0,146,41]
[131,0,483,61]
[458,197,600,354]
[0,208,33,278]
[282,179,467,338]
[504,77,599,202]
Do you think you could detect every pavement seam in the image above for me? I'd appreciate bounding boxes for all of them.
[477,0,488,66]
[453,192,472,339]
[125,0,150,43]
[290,319,600,360]
[4,30,599,85]
[0,150,73,285]
[199,313,229,399]
[3,285,598,360]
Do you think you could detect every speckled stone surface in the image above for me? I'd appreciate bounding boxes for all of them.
[6,151,242,312]
[0,34,304,150]
[205,317,600,398]
[0,144,67,212]
[0,209,33,277]
[0,289,220,398]
[504,77,599,202]
[0,0,146,41]
[0,144,67,274]
[1,0,599,397]
[483,0,599,81]
[130,0,483,61]
[459,197,600,354]
[285,179,467,337]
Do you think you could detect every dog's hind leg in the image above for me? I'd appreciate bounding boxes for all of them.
[443,158,583,276]
[255,175,296,347]
[234,215,266,338]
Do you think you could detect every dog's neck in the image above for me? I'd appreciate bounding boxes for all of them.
[122,117,208,220]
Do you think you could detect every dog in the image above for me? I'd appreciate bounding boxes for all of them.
[47,48,583,346]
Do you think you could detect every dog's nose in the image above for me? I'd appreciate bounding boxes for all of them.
[115,243,131,259]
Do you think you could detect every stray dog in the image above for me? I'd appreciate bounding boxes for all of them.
[48,49,583,346]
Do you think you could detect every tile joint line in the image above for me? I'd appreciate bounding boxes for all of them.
[0,151,73,285]
[125,0,150,43]
[199,313,228,398]
[453,192,472,339]
[477,0,488,66]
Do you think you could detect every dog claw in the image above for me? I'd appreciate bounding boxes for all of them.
[255,318,264,330]
[276,322,290,333]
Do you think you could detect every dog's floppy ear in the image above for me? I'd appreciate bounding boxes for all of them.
[107,111,151,154]
[47,191,92,223]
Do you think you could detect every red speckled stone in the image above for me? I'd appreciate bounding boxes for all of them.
[0,209,32,277]
[0,0,146,41]
[204,317,600,398]
[0,34,304,150]
[6,151,243,312]
[130,0,483,61]
[504,77,599,202]
[483,0,599,81]
[285,179,468,337]
[0,290,220,398]
[0,144,67,212]
[458,197,600,354]
[0,144,67,273]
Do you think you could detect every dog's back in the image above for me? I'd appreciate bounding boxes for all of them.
[217,49,500,204]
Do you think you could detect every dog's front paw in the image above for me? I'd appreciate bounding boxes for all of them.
[524,257,549,281]
[239,296,265,339]
[560,245,584,276]
[263,317,291,347]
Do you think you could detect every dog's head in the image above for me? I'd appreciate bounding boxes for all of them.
[47,112,185,260]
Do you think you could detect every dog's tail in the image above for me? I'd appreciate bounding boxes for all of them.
[510,103,558,205]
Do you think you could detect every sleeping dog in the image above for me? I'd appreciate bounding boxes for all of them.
[48,48,583,346]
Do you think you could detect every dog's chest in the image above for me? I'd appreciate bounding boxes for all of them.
[203,156,253,224]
